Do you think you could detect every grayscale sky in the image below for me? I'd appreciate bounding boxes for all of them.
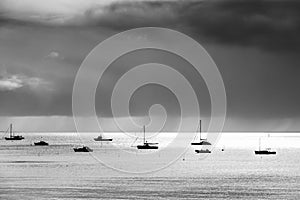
[0,0,300,132]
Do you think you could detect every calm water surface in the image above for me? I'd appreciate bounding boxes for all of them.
[0,133,299,199]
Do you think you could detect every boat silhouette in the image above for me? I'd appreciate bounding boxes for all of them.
[255,149,276,155]
[137,126,158,150]
[191,120,211,145]
[254,137,276,155]
[94,135,113,142]
[195,149,211,153]
[73,146,93,152]
[4,124,24,141]
[34,141,49,146]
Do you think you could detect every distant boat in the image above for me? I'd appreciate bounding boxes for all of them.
[34,141,49,146]
[4,124,24,141]
[73,146,93,152]
[191,120,211,145]
[94,135,113,142]
[137,126,158,150]
[255,149,276,155]
[254,137,276,155]
[195,149,211,154]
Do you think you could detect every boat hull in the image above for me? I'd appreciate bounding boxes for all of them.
[255,150,276,155]
[94,138,113,142]
[191,141,211,145]
[5,137,24,140]
[191,142,202,145]
[34,142,49,146]
[137,145,158,149]
[195,149,211,153]
[73,147,93,152]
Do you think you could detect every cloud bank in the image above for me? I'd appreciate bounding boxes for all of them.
[0,0,299,51]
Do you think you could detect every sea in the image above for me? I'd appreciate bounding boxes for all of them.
[0,132,299,200]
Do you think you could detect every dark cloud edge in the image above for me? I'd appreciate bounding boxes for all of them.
[1,0,299,52]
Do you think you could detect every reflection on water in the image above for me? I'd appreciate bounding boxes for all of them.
[0,133,299,199]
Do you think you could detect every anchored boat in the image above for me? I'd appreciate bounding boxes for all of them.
[4,124,24,141]
[254,137,276,155]
[73,146,93,152]
[137,126,158,150]
[94,135,113,142]
[34,141,49,146]
[191,120,211,145]
[195,149,211,154]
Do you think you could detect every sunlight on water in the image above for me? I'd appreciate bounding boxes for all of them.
[0,132,299,199]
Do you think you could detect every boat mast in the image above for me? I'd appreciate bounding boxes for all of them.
[143,125,145,144]
[199,120,202,141]
[10,124,12,138]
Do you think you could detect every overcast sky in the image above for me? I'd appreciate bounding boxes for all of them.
[0,0,300,132]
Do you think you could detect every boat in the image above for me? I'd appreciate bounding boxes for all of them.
[137,126,159,149]
[254,137,276,155]
[73,146,93,152]
[137,142,159,149]
[191,120,211,145]
[34,141,49,146]
[195,149,211,153]
[4,124,24,140]
[255,148,276,155]
[94,135,113,142]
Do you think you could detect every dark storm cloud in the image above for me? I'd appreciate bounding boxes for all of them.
[82,0,300,52]
[82,1,178,29]
[183,0,300,52]
[1,0,299,51]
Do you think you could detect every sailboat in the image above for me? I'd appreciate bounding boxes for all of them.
[4,124,24,140]
[137,126,159,149]
[254,137,276,155]
[191,120,211,145]
[94,135,113,142]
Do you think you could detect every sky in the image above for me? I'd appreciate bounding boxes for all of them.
[0,0,300,132]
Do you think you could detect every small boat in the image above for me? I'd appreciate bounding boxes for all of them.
[195,149,211,154]
[137,142,159,149]
[73,146,93,152]
[255,149,276,155]
[4,124,24,141]
[254,137,276,155]
[34,141,49,146]
[137,126,159,150]
[191,120,211,145]
[94,135,113,142]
